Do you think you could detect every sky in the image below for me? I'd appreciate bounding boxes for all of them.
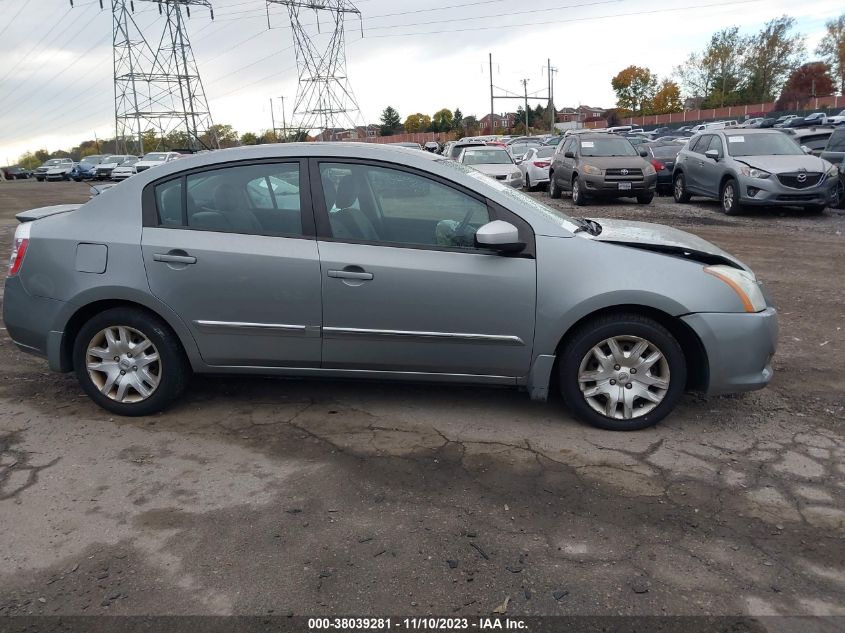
[0,0,842,162]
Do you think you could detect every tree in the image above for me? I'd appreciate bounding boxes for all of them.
[611,65,657,114]
[431,108,453,132]
[17,152,41,169]
[740,16,805,103]
[403,113,431,133]
[776,62,835,109]
[452,108,463,131]
[701,27,747,107]
[816,14,845,94]
[240,132,259,145]
[34,149,50,163]
[379,106,401,136]
[651,79,683,114]
[462,115,480,134]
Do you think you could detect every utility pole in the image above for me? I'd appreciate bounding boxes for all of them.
[280,95,287,141]
[521,79,529,131]
[270,98,276,139]
[547,59,558,134]
[489,52,494,134]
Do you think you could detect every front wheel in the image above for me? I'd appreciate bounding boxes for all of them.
[73,307,190,416]
[524,174,532,191]
[572,177,587,206]
[831,181,844,209]
[720,178,742,215]
[549,173,562,199]
[804,204,826,214]
[558,313,686,431]
[637,192,654,204]
[673,172,691,203]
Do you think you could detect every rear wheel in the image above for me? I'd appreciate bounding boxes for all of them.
[73,307,190,416]
[673,172,691,202]
[558,313,686,431]
[720,178,742,215]
[549,172,562,199]
[572,176,587,206]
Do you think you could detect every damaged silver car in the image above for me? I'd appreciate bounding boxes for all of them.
[4,143,777,431]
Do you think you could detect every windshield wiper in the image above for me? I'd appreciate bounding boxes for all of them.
[573,217,602,235]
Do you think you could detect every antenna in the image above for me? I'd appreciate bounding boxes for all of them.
[266,0,363,140]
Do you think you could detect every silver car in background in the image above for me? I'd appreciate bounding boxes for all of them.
[672,129,839,214]
[4,143,777,432]
[457,146,523,188]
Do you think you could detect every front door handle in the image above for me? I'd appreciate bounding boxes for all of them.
[154,252,197,264]
[328,269,373,280]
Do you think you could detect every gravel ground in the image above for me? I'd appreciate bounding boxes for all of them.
[0,179,842,623]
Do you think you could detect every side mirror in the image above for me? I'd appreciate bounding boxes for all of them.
[639,150,648,157]
[801,145,812,154]
[564,150,575,158]
[704,149,720,161]
[475,220,525,253]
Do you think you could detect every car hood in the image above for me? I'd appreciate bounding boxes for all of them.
[470,164,518,177]
[45,165,73,173]
[98,162,120,169]
[733,154,830,173]
[581,218,749,271]
[134,160,165,168]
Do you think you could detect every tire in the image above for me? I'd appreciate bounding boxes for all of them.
[673,172,691,202]
[549,172,562,199]
[832,181,845,209]
[571,176,587,206]
[73,307,190,416]
[804,204,826,214]
[720,178,742,215]
[558,313,687,431]
[524,174,532,191]
[637,192,654,204]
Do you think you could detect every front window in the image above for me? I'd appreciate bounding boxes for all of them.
[725,133,803,157]
[142,153,170,162]
[318,162,490,249]
[579,137,638,157]
[103,155,125,163]
[461,149,513,165]
[825,130,845,152]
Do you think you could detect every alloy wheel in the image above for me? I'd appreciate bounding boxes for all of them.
[722,183,735,212]
[86,326,161,403]
[577,335,670,420]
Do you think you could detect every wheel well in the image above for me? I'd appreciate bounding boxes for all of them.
[719,173,735,193]
[554,304,709,392]
[59,300,179,373]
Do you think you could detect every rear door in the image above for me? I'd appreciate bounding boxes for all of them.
[141,160,322,367]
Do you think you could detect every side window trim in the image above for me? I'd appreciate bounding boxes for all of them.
[142,158,317,239]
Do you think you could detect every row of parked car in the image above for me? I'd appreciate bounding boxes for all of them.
[1,152,187,184]
[416,121,845,213]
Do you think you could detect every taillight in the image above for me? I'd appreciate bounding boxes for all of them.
[533,160,551,167]
[8,223,31,276]
[651,159,665,171]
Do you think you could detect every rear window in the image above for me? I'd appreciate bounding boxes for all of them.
[827,130,845,152]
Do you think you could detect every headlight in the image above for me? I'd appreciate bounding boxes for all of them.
[510,170,521,180]
[581,164,601,175]
[826,162,839,177]
[740,166,770,179]
[643,163,656,176]
[704,265,766,313]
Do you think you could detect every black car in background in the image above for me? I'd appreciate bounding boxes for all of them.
[1,166,31,179]
[642,142,682,194]
[820,126,845,208]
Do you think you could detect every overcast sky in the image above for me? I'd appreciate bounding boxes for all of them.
[0,0,842,161]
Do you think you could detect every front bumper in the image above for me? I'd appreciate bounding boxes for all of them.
[582,173,657,196]
[3,276,68,368]
[45,171,70,181]
[682,307,778,395]
[738,174,837,206]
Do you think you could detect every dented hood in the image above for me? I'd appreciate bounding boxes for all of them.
[581,218,749,271]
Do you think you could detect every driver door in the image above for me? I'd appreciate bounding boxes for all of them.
[311,159,537,378]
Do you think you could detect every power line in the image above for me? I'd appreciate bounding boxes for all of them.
[0,0,32,41]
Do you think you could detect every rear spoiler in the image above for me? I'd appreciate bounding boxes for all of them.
[16,204,81,223]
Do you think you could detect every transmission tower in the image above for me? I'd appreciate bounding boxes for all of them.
[266,0,364,139]
[75,0,216,153]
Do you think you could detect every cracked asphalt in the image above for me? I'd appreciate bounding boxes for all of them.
[0,180,842,621]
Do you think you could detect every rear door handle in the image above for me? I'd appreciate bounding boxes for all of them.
[154,252,197,264]
[328,269,373,280]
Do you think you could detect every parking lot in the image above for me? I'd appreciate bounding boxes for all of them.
[0,179,843,618]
